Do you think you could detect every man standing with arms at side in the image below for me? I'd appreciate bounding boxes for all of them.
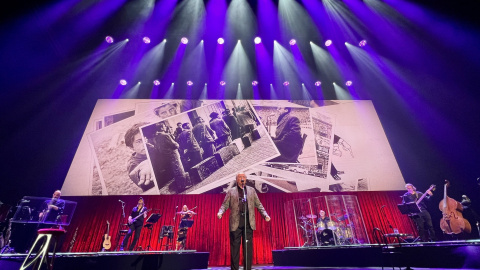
[217,173,271,270]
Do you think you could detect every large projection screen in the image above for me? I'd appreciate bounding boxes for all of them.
[62,99,405,196]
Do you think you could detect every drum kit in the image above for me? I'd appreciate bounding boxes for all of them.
[297,212,358,246]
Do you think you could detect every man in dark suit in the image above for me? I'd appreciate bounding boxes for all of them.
[270,107,303,163]
[217,173,271,270]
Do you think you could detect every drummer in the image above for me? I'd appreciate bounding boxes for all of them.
[317,210,330,224]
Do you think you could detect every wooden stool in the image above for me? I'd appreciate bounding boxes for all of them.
[20,228,66,270]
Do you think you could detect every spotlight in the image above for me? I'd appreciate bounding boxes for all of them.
[315,81,322,86]
[220,81,226,86]
[254,37,261,44]
[181,37,188,44]
[201,40,204,43]
[143,37,151,44]
[126,39,129,42]
[119,79,127,85]
[105,36,114,43]
[252,81,258,86]
[359,40,367,47]
[325,40,332,47]
[138,81,141,84]
[238,40,241,43]
[218,38,224,44]
[289,39,296,46]
[163,39,167,43]
[283,81,289,86]
[187,81,193,86]
[153,80,160,86]
[345,81,353,86]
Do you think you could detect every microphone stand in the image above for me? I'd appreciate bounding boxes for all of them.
[171,205,178,251]
[380,206,396,244]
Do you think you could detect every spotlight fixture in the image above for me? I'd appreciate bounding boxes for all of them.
[153,80,160,86]
[218,38,224,44]
[105,36,114,43]
[345,81,353,86]
[163,39,167,43]
[283,81,289,86]
[119,79,127,85]
[220,81,226,86]
[315,81,322,86]
[252,81,258,86]
[187,81,193,86]
[126,39,129,42]
[359,40,367,47]
[254,37,262,44]
[181,37,188,44]
[289,39,296,46]
[143,37,151,44]
[325,40,332,47]
[238,40,241,43]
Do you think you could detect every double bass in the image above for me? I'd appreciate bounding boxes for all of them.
[439,180,471,234]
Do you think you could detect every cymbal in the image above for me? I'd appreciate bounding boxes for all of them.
[298,216,308,220]
[306,214,317,219]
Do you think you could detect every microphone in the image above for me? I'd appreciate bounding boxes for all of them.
[243,189,247,202]
[176,206,178,208]
[119,200,125,203]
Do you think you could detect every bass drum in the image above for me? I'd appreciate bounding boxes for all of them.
[317,229,335,246]
[316,221,326,232]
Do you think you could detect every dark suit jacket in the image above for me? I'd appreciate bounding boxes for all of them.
[273,112,303,162]
[218,186,269,231]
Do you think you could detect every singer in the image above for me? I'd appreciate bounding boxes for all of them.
[217,173,270,270]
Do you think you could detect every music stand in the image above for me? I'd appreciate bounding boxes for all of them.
[144,214,161,250]
[179,219,194,229]
[397,203,421,243]
[397,202,421,216]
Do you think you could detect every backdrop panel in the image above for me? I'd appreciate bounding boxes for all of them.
[63,99,405,196]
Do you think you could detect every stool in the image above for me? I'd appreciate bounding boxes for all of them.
[20,228,66,270]
[115,223,129,251]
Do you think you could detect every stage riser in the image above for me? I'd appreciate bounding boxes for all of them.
[272,245,480,269]
[0,252,209,270]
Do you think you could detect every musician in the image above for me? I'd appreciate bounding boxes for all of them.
[39,190,65,224]
[402,183,437,242]
[318,210,330,223]
[176,205,196,251]
[217,173,270,270]
[120,197,147,251]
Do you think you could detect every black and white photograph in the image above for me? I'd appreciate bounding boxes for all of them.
[252,101,317,165]
[140,100,280,194]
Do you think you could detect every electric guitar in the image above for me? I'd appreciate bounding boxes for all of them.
[102,221,111,250]
[128,209,151,225]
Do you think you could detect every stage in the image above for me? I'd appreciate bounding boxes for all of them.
[0,250,209,270]
[272,240,480,269]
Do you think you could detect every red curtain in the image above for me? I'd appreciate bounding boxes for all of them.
[62,191,416,266]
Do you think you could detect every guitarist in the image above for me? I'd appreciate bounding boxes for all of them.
[120,197,147,251]
[402,183,437,242]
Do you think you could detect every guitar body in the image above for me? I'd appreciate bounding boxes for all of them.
[103,234,111,250]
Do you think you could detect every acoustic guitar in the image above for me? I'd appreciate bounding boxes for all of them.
[102,220,111,250]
